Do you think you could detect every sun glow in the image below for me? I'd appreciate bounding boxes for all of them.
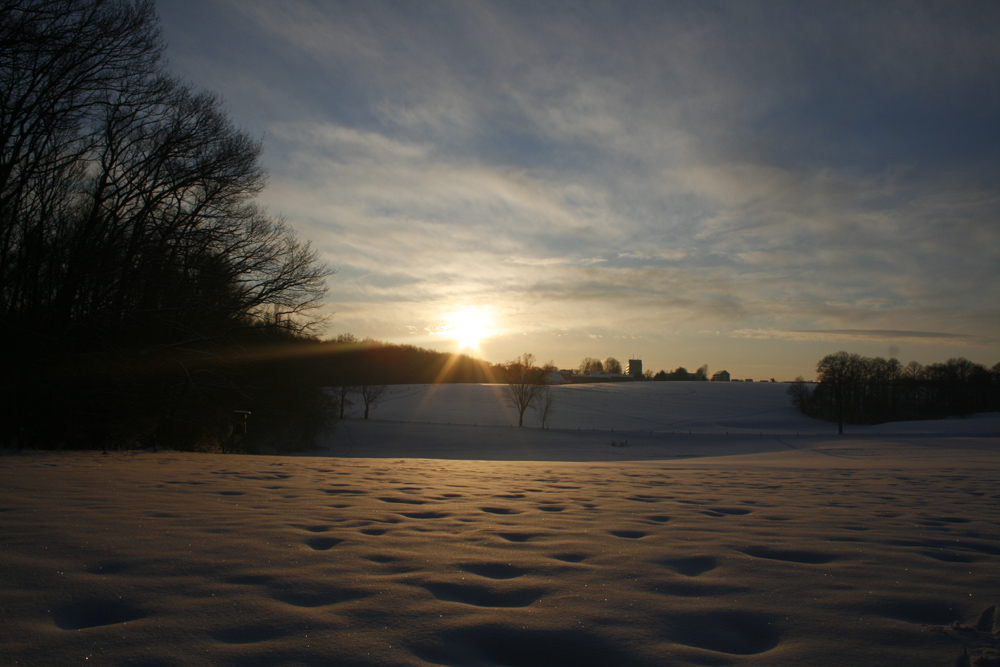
[438,307,495,351]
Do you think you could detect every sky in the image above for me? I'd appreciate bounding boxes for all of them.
[156,0,1000,380]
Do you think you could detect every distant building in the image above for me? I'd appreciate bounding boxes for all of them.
[627,359,642,378]
[711,370,730,382]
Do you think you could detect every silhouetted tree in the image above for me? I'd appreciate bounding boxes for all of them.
[535,385,555,428]
[578,357,603,374]
[0,0,331,450]
[813,352,861,433]
[695,364,709,381]
[502,353,547,427]
[787,376,811,411]
[359,384,386,420]
[603,357,622,374]
[333,385,356,419]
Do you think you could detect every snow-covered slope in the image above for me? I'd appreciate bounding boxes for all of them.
[342,381,998,435]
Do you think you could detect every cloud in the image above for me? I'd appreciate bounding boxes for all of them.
[156,0,1000,372]
[731,329,978,344]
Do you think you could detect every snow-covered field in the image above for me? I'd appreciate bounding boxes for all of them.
[2,383,998,666]
[344,381,809,433]
[326,381,1000,460]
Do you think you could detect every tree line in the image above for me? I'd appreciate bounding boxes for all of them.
[651,365,709,381]
[790,352,1000,433]
[576,356,710,381]
[577,357,623,374]
[311,335,495,386]
[1,0,330,453]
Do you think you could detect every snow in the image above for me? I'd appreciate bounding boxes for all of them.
[2,383,998,666]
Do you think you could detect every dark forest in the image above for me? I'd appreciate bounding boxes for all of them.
[0,1,332,452]
[790,352,1000,433]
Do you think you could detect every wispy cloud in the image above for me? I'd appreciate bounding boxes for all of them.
[732,329,979,344]
[157,0,1000,374]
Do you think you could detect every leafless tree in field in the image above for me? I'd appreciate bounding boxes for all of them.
[502,353,548,427]
[535,384,556,428]
[359,384,386,420]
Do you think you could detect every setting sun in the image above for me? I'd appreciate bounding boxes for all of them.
[440,307,494,350]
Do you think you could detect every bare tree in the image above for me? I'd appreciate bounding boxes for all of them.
[787,376,810,412]
[902,360,923,380]
[603,357,622,374]
[502,352,547,427]
[1,0,162,324]
[815,351,864,434]
[578,357,603,374]
[0,0,331,450]
[333,385,355,419]
[359,384,385,420]
[535,384,556,428]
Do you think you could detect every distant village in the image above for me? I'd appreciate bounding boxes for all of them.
[547,360,777,384]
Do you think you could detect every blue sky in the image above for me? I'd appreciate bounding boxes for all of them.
[157,0,999,379]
